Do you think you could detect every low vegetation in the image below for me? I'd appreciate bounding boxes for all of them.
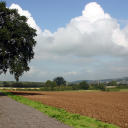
[1,78,128,92]
[108,85,128,91]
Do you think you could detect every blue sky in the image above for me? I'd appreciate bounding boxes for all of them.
[5,0,128,31]
[1,0,128,82]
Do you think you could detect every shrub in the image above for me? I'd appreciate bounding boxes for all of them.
[92,84,106,91]
[79,81,89,90]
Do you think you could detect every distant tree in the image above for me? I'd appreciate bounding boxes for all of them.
[12,82,23,87]
[70,84,79,90]
[110,81,117,86]
[53,76,66,86]
[0,1,37,82]
[45,80,51,88]
[79,81,89,90]
[50,81,57,91]
[2,82,9,87]
[45,80,57,91]
[2,82,8,84]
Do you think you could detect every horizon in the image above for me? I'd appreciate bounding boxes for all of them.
[0,76,128,83]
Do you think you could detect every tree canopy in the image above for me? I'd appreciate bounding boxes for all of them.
[45,80,57,91]
[0,1,37,81]
[53,76,66,86]
[79,81,89,90]
[110,81,117,86]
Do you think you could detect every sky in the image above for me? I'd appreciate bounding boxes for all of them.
[1,0,128,82]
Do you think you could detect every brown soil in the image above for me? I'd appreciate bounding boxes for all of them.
[8,91,128,128]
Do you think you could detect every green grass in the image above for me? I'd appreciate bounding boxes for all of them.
[67,90,101,92]
[120,89,128,91]
[108,86,128,92]
[107,88,120,91]
[1,90,120,128]
[0,88,101,92]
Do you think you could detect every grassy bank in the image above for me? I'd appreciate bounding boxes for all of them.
[108,85,128,91]
[1,90,119,128]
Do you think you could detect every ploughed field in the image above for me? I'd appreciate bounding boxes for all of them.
[8,91,128,128]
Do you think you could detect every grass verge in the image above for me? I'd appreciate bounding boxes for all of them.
[120,89,128,91]
[66,90,101,92]
[1,90,119,128]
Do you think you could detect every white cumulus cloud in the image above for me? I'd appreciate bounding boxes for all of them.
[9,2,128,59]
[9,3,42,34]
[87,70,92,73]
[62,71,79,75]
[33,2,128,59]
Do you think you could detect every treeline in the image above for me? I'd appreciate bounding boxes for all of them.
[40,80,107,91]
[2,76,127,92]
[1,82,43,88]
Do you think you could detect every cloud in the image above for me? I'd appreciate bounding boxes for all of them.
[9,3,42,34]
[32,2,128,60]
[7,2,128,82]
[87,70,92,73]
[71,2,111,24]
[9,2,128,59]
[25,66,37,76]
[37,71,48,76]
[62,71,79,75]
[118,19,128,25]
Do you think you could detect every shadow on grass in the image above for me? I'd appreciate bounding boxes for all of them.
[6,91,44,96]
[0,92,7,97]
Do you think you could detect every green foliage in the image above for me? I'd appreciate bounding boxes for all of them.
[45,80,51,87]
[40,85,73,91]
[2,82,8,84]
[10,82,41,88]
[11,82,23,87]
[89,85,93,89]
[107,88,120,92]
[0,1,37,82]
[110,81,117,86]
[116,85,128,89]
[79,81,89,90]
[108,85,128,91]
[70,84,79,90]
[45,80,57,91]
[53,76,66,86]
[3,84,9,87]
[91,84,107,91]
[1,82,9,87]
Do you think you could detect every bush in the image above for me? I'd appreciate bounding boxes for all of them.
[116,85,128,89]
[89,85,93,90]
[79,81,89,90]
[92,84,106,91]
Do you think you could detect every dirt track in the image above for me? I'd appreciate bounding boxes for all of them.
[8,91,128,128]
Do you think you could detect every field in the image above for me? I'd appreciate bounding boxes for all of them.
[7,91,128,128]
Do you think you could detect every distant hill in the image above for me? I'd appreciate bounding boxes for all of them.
[70,77,128,84]
[70,80,90,84]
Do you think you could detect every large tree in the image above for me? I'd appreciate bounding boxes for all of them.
[53,76,66,86]
[0,1,37,81]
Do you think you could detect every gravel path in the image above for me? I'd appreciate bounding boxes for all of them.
[0,92,73,128]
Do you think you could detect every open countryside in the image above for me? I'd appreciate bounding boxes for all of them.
[1,0,128,128]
